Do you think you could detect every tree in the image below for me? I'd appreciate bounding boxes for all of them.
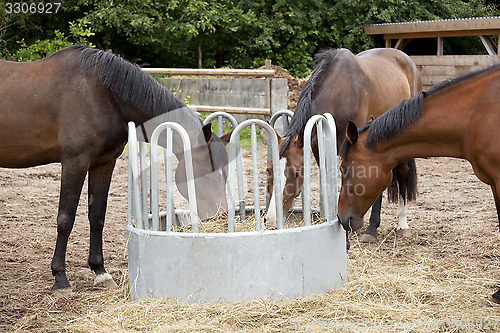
[0,0,497,76]
[328,0,497,53]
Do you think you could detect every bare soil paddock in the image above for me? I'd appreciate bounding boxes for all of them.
[1,152,500,331]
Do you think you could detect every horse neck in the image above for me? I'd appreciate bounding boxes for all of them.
[127,104,204,156]
[313,53,364,148]
[374,90,474,170]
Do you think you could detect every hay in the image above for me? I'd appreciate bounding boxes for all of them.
[48,231,500,333]
[172,211,323,233]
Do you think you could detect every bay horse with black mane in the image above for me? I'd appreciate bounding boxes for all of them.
[338,62,500,303]
[0,46,229,293]
[265,48,421,242]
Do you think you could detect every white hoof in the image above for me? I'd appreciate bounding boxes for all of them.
[396,228,412,237]
[94,273,118,289]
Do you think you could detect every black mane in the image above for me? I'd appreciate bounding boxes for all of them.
[340,62,500,159]
[71,45,185,118]
[366,92,425,149]
[280,49,342,156]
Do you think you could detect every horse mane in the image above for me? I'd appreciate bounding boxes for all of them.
[340,62,500,160]
[365,92,426,149]
[280,49,342,156]
[70,45,185,118]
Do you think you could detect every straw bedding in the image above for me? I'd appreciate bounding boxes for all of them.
[2,154,500,332]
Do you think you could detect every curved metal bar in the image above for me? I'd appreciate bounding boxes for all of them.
[203,111,238,129]
[322,113,338,218]
[267,110,293,208]
[139,142,149,228]
[150,122,198,232]
[203,112,246,219]
[127,121,143,229]
[303,115,338,224]
[269,109,293,130]
[317,121,329,219]
[228,119,283,231]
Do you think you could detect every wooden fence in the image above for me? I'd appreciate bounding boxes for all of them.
[142,62,288,119]
[410,55,500,90]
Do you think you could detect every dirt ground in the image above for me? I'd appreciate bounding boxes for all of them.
[1,67,499,330]
[1,151,499,331]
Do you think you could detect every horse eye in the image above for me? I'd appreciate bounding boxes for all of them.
[294,172,300,179]
[340,166,348,177]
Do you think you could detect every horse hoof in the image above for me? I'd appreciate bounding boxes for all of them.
[396,228,412,237]
[51,287,72,297]
[360,233,377,243]
[265,222,277,230]
[94,273,119,289]
[487,296,500,306]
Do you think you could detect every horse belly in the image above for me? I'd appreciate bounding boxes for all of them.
[0,142,60,168]
[0,112,60,167]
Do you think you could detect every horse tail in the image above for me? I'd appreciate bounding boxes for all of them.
[387,159,418,204]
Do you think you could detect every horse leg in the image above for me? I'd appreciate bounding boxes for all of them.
[395,195,411,237]
[51,157,88,293]
[360,194,382,243]
[395,161,414,237]
[88,159,118,289]
[489,186,500,304]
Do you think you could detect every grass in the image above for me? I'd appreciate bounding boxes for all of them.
[199,112,265,150]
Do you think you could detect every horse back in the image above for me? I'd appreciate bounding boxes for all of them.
[356,48,423,119]
[0,48,125,168]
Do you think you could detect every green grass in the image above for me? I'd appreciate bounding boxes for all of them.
[199,112,265,149]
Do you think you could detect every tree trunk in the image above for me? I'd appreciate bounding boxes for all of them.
[198,42,202,69]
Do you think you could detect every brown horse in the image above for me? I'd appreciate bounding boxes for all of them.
[338,63,500,303]
[0,46,229,293]
[265,48,421,242]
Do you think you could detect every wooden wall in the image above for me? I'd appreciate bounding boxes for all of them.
[410,55,500,91]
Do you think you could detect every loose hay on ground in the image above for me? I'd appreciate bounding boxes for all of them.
[56,234,500,333]
[3,150,500,332]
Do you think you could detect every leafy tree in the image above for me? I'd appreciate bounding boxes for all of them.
[0,0,93,60]
[0,0,497,76]
[329,0,497,53]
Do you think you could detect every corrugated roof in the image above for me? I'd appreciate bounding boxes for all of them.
[365,17,500,38]
[366,16,500,27]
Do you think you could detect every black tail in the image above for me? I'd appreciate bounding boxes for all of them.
[387,159,417,204]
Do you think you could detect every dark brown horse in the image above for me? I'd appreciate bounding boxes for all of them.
[0,46,229,293]
[338,63,500,303]
[265,48,420,242]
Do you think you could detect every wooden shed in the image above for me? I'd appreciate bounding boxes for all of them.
[365,17,500,90]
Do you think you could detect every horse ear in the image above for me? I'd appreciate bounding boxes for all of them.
[202,123,212,143]
[296,126,305,149]
[273,129,283,143]
[219,130,232,146]
[346,120,359,144]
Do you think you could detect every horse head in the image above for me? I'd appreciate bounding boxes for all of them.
[175,124,231,220]
[264,130,306,229]
[337,120,393,232]
[136,114,231,221]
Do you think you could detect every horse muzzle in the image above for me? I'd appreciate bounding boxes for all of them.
[337,213,364,232]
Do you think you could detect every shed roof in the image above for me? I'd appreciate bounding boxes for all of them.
[365,17,500,39]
